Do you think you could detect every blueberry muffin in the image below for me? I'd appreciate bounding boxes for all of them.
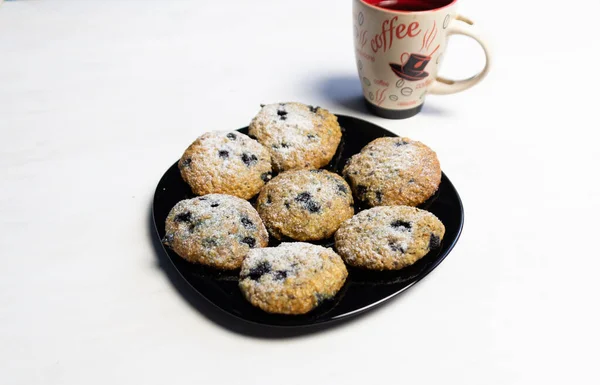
[162,194,269,269]
[343,137,441,207]
[334,206,445,270]
[179,131,272,199]
[256,169,354,241]
[239,243,348,314]
[248,102,342,172]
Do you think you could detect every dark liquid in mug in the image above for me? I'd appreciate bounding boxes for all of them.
[367,0,453,12]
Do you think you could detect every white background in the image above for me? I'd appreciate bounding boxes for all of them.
[1,0,599,384]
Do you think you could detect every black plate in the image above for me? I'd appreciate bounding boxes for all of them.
[152,115,464,327]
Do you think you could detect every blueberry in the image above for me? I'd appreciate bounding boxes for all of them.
[389,241,406,253]
[295,192,312,204]
[307,134,316,139]
[284,201,290,209]
[391,220,412,230]
[376,191,383,203]
[273,270,288,281]
[226,133,237,140]
[261,172,272,182]
[395,140,408,146]
[266,195,272,204]
[240,216,254,229]
[196,197,207,201]
[244,261,271,281]
[218,150,229,159]
[260,104,266,108]
[280,142,289,148]
[211,202,219,208]
[277,109,288,121]
[175,212,192,223]
[310,169,324,173]
[308,105,320,113]
[306,201,321,213]
[409,179,415,183]
[241,153,258,166]
[429,234,441,249]
[181,158,192,167]
[337,184,348,194]
[295,192,321,213]
[241,237,256,248]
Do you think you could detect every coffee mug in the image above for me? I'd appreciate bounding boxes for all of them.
[353,0,491,119]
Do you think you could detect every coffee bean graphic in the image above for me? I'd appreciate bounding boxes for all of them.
[396,79,405,88]
[401,87,413,96]
[358,60,363,70]
[443,14,451,29]
[389,95,398,101]
[358,12,364,26]
[363,77,371,86]
[368,92,374,100]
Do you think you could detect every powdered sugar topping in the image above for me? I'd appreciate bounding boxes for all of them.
[252,103,316,147]
[240,242,342,288]
[361,138,426,174]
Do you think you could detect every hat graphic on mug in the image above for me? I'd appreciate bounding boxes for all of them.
[390,53,431,81]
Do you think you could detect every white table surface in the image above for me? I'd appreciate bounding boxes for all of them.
[1,0,599,384]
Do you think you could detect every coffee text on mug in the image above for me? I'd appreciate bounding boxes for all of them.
[371,17,421,53]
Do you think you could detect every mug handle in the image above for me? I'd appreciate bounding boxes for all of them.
[429,15,491,95]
